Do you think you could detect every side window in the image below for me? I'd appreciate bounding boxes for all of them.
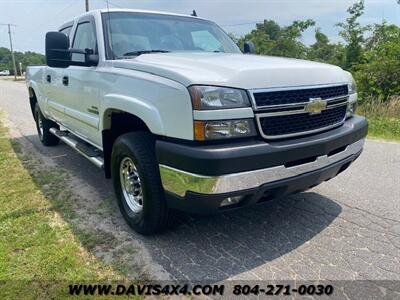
[191,30,222,52]
[59,26,72,37]
[71,22,97,62]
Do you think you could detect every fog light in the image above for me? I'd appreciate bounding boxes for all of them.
[220,195,244,207]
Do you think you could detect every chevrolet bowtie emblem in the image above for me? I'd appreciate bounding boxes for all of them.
[305,98,327,114]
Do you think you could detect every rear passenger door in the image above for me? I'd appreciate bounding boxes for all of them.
[61,16,102,147]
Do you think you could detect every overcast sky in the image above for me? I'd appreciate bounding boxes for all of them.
[0,0,399,54]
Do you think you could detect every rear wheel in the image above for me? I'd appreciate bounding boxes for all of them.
[111,131,172,235]
[34,103,59,146]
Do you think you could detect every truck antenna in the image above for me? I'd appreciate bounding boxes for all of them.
[191,10,197,17]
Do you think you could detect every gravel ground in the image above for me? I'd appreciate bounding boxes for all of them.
[0,79,399,287]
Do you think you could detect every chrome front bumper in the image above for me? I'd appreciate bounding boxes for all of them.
[159,139,364,197]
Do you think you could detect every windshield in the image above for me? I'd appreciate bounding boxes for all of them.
[102,12,241,59]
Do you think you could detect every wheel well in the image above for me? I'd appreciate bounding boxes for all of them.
[102,111,151,178]
[28,87,37,118]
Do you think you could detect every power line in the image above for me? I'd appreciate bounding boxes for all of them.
[220,21,262,27]
[25,1,79,34]
[103,0,123,8]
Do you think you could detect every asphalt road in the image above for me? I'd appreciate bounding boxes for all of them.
[1,80,399,285]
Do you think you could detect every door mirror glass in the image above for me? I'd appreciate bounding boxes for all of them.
[45,32,71,68]
[243,41,256,54]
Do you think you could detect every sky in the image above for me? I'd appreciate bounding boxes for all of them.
[0,0,399,54]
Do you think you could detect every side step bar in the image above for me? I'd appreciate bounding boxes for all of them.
[49,128,104,169]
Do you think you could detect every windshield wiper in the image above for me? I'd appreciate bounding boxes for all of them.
[121,50,170,57]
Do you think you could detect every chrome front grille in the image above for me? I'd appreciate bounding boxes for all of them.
[250,84,349,139]
[252,85,348,108]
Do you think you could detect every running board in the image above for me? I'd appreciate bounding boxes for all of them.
[49,128,104,169]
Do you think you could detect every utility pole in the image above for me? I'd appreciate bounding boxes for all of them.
[0,23,17,80]
[85,0,89,12]
[8,24,18,80]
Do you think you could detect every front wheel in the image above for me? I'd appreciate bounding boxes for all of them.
[111,132,172,235]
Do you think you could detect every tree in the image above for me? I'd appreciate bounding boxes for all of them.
[354,22,400,100]
[336,0,369,69]
[308,29,346,67]
[233,0,400,102]
[238,19,315,59]
[227,32,239,44]
[0,47,45,74]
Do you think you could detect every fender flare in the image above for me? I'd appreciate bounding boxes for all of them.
[101,94,164,135]
[27,81,41,117]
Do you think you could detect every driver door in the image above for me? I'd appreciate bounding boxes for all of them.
[61,16,102,147]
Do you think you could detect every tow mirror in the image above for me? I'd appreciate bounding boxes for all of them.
[82,48,99,67]
[45,32,71,68]
[69,48,99,67]
[243,41,256,54]
[46,32,98,68]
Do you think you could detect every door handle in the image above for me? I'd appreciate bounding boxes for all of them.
[62,76,69,86]
[46,75,51,83]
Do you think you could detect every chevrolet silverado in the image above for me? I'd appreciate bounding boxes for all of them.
[26,9,368,234]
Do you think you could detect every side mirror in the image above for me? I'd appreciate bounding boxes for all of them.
[45,32,70,68]
[243,41,256,54]
[70,48,99,67]
[84,48,99,66]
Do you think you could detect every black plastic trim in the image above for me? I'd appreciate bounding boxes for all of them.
[156,115,368,176]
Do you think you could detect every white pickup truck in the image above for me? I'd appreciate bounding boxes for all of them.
[26,9,367,234]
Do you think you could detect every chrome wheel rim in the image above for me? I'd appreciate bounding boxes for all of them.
[119,157,143,213]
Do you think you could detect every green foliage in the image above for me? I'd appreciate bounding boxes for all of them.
[234,0,400,141]
[0,47,44,74]
[357,97,400,141]
[238,19,315,59]
[353,23,400,101]
[336,0,369,69]
[308,29,346,67]
[236,0,399,102]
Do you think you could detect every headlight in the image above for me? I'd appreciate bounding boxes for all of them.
[347,75,357,94]
[346,73,357,117]
[189,85,251,110]
[194,119,256,141]
[346,100,357,118]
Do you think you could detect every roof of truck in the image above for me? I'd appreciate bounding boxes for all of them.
[97,8,202,19]
[59,8,208,31]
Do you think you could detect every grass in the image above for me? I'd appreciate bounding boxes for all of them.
[0,118,138,299]
[358,96,400,142]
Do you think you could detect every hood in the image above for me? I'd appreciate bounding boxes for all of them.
[112,52,348,89]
